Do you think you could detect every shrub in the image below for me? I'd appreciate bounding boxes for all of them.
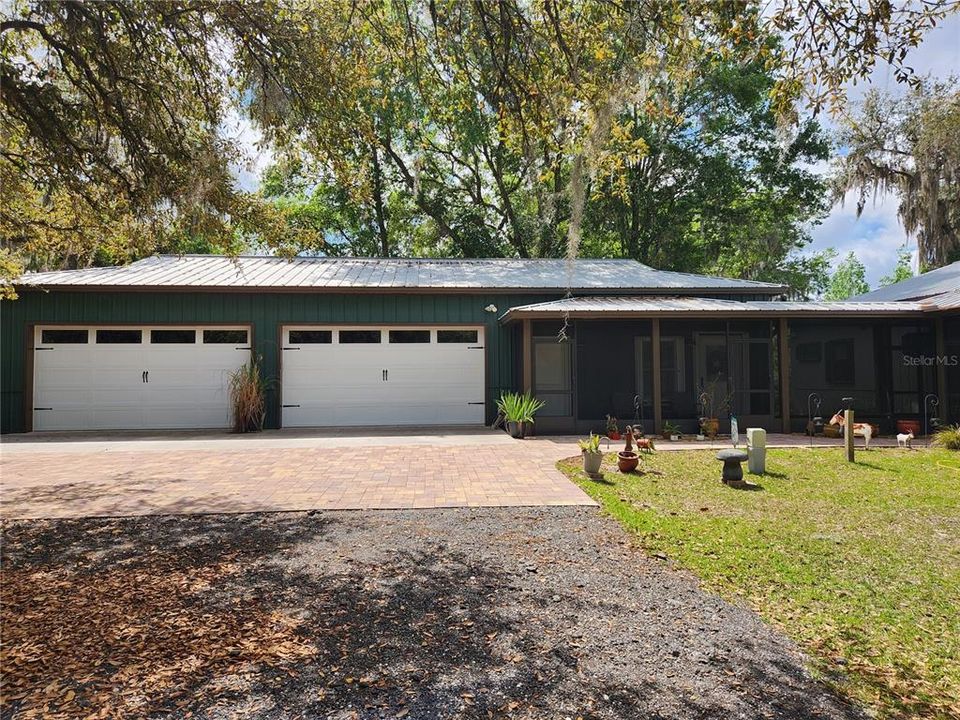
[932,424,960,450]
[229,356,267,433]
[496,392,546,423]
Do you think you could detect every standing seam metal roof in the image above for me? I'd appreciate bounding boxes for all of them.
[850,260,960,302]
[15,255,788,293]
[498,295,930,321]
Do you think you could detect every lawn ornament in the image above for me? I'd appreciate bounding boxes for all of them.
[829,411,873,449]
[635,437,655,453]
[897,431,914,449]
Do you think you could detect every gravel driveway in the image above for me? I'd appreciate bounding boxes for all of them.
[1,508,863,719]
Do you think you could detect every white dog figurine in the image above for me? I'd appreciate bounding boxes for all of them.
[897,431,914,449]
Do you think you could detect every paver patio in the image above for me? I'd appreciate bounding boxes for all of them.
[0,430,593,519]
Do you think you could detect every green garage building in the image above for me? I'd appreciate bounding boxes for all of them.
[2,255,957,436]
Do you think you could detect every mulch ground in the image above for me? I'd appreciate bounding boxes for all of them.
[1,508,865,719]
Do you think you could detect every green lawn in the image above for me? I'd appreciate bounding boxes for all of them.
[559,447,960,719]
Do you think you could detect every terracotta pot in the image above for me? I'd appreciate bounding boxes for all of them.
[896,419,921,435]
[617,451,639,473]
[701,418,720,438]
[608,431,621,441]
[583,451,603,475]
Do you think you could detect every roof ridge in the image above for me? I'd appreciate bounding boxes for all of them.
[152,254,645,263]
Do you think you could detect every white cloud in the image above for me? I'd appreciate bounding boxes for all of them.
[808,189,914,287]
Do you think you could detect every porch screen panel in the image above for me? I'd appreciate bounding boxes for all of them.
[533,338,572,417]
[789,320,882,425]
[946,318,960,424]
[890,325,936,415]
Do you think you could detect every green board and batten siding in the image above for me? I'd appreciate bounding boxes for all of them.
[1,291,554,434]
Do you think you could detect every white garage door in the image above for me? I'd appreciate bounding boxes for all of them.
[282,326,486,427]
[32,326,251,431]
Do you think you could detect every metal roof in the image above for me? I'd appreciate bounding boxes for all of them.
[924,289,960,311]
[850,260,960,302]
[15,255,787,294]
[499,295,929,322]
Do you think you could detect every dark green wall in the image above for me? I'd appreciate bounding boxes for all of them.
[0,290,554,434]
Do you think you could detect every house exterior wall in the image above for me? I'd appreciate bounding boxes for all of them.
[0,290,553,434]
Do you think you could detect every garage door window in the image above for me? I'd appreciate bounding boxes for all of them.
[151,329,196,344]
[289,330,332,344]
[437,330,478,344]
[389,330,430,343]
[96,329,142,344]
[204,329,248,344]
[41,329,88,344]
[339,330,381,344]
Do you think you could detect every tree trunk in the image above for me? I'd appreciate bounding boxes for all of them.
[370,147,390,257]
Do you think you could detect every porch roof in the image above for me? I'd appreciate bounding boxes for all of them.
[499,295,929,322]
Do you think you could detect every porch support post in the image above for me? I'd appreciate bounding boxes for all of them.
[778,317,791,433]
[936,317,947,416]
[652,318,663,435]
[522,319,533,393]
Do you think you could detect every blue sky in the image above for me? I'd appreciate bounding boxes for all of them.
[224,13,960,286]
[806,14,959,287]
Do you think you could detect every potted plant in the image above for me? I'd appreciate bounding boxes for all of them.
[661,420,681,441]
[497,392,546,439]
[579,433,604,475]
[606,414,621,440]
[698,380,732,439]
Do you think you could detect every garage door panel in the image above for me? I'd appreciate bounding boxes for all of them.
[282,325,485,428]
[34,408,92,432]
[33,326,248,431]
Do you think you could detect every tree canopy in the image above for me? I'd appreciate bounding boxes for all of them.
[823,251,870,300]
[833,79,960,271]
[2,0,957,297]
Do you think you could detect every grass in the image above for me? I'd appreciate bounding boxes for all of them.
[558,447,960,719]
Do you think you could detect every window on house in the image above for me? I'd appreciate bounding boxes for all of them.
[389,330,430,343]
[204,329,248,344]
[339,330,381,344]
[437,329,479,344]
[96,329,142,344]
[824,339,855,386]
[40,329,88,344]
[150,329,196,344]
[289,330,332,344]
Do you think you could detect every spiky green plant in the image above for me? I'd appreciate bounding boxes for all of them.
[229,356,267,433]
[932,425,960,450]
[496,392,546,423]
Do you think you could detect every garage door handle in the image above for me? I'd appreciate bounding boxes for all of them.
[468,346,484,349]
[35,347,54,351]
[382,369,388,381]
[282,347,300,350]
[467,402,485,405]
[282,404,301,408]
[34,407,52,411]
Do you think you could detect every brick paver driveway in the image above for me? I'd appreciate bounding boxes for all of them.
[0,429,593,519]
